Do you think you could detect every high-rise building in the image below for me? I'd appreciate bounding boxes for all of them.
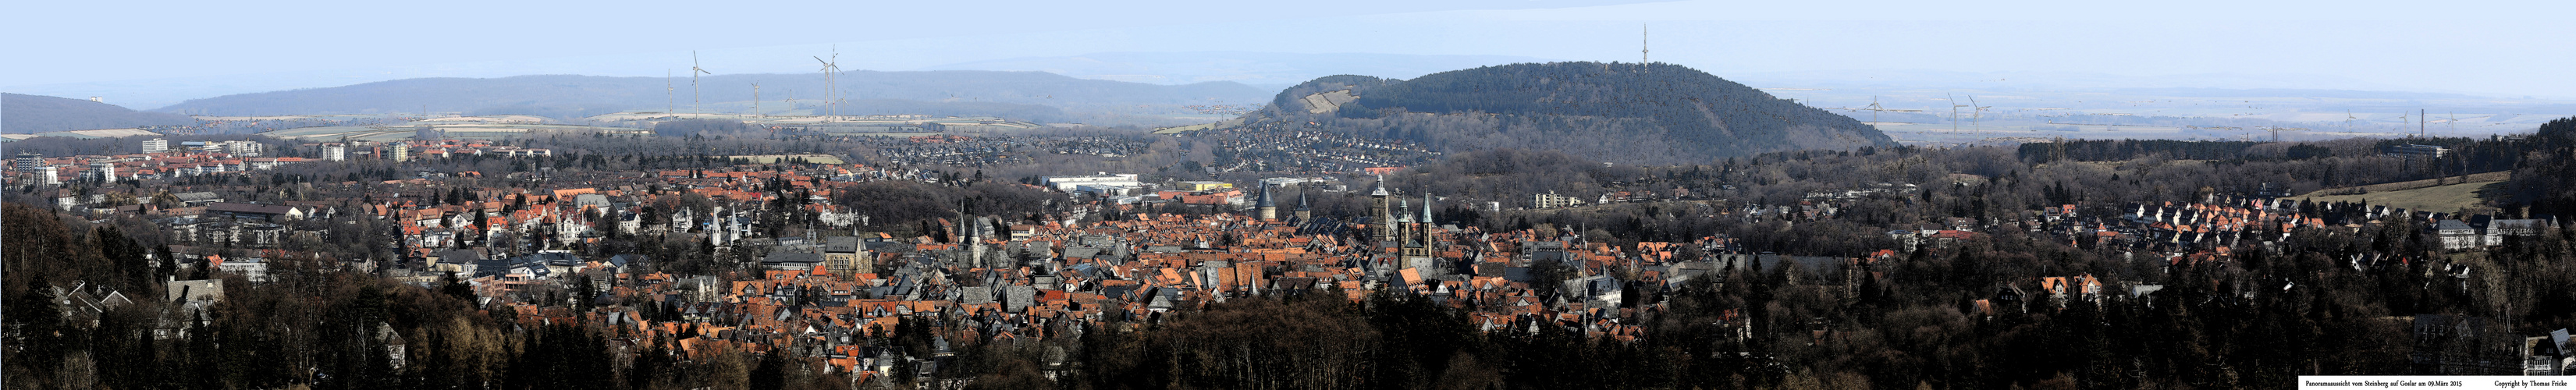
[88,163,115,183]
[13,152,41,172]
[142,138,169,154]
[322,144,346,161]
[225,141,264,157]
[35,166,59,186]
[390,143,410,162]
[1533,190,1583,209]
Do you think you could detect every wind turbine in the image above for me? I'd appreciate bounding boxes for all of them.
[1853,96,1922,127]
[751,82,762,115]
[1968,95,1993,133]
[665,69,675,115]
[691,51,712,112]
[1943,94,1959,132]
[815,48,842,122]
[1864,97,1885,125]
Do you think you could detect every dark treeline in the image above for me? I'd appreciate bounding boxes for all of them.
[2021,132,2549,190]
[2017,139,2269,163]
[830,180,1059,232]
[1382,148,1646,205]
[2510,117,2576,217]
[1393,133,2533,232]
[1358,118,2576,261]
[652,119,754,137]
[793,99,1070,122]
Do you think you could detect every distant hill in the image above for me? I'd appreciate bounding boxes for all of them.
[1217,62,1897,164]
[153,72,1273,124]
[2,93,197,133]
[922,51,1553,87]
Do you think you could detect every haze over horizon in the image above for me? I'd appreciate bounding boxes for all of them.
[8,0,2575,110]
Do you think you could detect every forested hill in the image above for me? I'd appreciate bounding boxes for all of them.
[151,72,1271,123]
[1220,62,1898,164]
[2,93,197,133]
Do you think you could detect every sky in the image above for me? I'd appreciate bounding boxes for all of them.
[6,0,2574,109]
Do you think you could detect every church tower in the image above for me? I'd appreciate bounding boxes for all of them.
[1294,191,1313,222]
[1402,192,1434,258]
[1256,183,1278,221]
[1370,179,1393,244]
[1395,197,1412,243]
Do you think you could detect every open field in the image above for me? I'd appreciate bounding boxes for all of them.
[1153,122,1217,134]
[2294,176,2508,214]
[193,114,399,121]
[261,117,649,142]
[2300,172,2514,196]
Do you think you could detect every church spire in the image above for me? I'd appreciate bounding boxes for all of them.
[1397,198,1412,223]
[1422,191,1434,225]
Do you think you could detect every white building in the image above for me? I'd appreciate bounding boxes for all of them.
[86,163,115,183]
[142,138,169,154]
[222,140,264,157]
[1260,177,1323,187]
[1073,183,1145,197]
[322,144,346,161]
[217,257,270,282]
[1533,190,1583,209]
[35,165,59,186]
[1039,172,1142,192]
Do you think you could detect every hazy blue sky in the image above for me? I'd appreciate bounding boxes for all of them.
[8,0,2574,108]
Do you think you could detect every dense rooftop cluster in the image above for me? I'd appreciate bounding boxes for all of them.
[1198,119,1441,173]
[859,135,1149,168]
[13,116,2576,388]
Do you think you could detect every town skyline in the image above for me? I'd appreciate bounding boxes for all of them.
[11,2,2576,388]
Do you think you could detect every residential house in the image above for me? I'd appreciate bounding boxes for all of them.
[2434,220,2480,250]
